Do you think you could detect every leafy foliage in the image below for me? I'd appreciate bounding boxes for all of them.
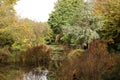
[61,25,100,45]
[48,0,83,34]
[0,0,17,29]
[93,0,120,51]
[48,0,103,45]
[0,30,14,47]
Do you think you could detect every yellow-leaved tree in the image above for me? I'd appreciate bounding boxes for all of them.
[93,0,120,51]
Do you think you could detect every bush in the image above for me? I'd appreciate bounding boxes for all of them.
[57,40,113,80]
[88,39,108,55]
[19,44,52,67]
[0,47,11,63]
[102,54,120,80]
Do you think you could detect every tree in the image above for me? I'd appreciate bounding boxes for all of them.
[48,0,83,34]
[33,22,53,45]
[48,0,103,45]
[0,0,17,28]
[93,0,120,51]
[61,25,100,45]
[0,0,18,47]
[11,19,52,50]
[0,30,14,47]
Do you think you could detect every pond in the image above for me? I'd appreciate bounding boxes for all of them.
[23,68,48,80]
[0,64,50,80]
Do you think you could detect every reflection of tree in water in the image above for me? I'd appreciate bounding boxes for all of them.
[23,68,48,80]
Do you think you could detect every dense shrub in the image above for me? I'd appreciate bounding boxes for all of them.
[102,54,120,80]
[19,44,52,67]
[0,47,11,63]
[88,39,108,55]
[57,40,113,80]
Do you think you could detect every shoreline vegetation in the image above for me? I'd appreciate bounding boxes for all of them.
[0,41,120,80]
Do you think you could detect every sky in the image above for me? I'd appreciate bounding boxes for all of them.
[14,0,58,22]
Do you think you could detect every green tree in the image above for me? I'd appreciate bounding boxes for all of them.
[48,0,83,34]
[61,25,100,45]
[48,0,103,45]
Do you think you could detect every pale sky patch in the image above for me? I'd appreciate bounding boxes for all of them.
[14,0,57,22]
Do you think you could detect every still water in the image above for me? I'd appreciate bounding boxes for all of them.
[0,64,49,80]
[23,68,48,80]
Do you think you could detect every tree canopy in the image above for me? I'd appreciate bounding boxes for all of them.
[48,0,103,45]
[93,0,120,51]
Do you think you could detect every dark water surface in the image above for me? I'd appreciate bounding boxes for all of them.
[0,64,49,80]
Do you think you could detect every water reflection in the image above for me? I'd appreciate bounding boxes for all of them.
[23,68,48,80]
